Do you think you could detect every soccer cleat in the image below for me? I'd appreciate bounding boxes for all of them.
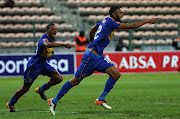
[6,102,16,112]
[48,98,56,116]
[95,98,112,110]
[35,87,47,100]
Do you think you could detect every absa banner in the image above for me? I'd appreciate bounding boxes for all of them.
[76,51,180,73]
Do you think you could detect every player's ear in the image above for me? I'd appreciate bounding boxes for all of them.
[46,29,50,33]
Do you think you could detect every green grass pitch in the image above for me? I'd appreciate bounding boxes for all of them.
[0,72,180,119]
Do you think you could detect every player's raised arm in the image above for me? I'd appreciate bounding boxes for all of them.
[119,18,159,29]
[89,25,98,42]
[43,41,73,49]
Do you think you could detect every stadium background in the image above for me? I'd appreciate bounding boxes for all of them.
[0,0,180,118]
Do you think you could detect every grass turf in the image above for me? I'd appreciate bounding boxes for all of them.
[0,72,180,119]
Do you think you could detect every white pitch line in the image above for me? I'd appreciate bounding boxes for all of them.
[153,102,180,106]
[0,110,50,113]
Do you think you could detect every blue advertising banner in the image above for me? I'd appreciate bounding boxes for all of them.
[0,54,75,76]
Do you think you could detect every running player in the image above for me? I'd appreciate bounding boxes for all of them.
[48,7,159,116]
[6,23,73,112]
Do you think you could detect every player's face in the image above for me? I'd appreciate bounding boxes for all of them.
[47,25,57,40]
[115,8,123,22]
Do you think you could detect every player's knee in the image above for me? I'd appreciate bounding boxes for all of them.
[114,72,121,80]
[21,83,31,93]
[75,80,81,86]
[70,77,81,86]
[51,75,63,84]
[56,76,63,84]
[25,88,30,92]
[71,80,80,86]
[22,86,30,93]
[117,72,121,79]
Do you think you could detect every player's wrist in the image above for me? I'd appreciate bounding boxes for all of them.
[58,43,65,46]
[146,19,152,23]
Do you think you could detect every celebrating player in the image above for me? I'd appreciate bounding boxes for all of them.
[6,23,73,112]
[48,7,159,116]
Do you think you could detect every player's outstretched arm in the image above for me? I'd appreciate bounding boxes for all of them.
[119,18,159,29]
[89,25,98,42]
[43,41,73,49]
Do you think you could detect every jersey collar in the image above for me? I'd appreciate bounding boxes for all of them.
[109,17,115,21]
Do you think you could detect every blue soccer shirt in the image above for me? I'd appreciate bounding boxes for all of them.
[27,33,55,67]
[88,17,121,55]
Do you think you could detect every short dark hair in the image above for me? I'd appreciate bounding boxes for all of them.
[109,7,120,17]
[46,23,55,31]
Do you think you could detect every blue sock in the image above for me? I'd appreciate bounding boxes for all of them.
[98,77,117,101]
[52,81,73,105]
[9,96,18,106]
[39,83,50,93]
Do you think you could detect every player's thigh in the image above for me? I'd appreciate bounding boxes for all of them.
[105,66,121,80]
[24,67,40,84]
[69,76,82,86]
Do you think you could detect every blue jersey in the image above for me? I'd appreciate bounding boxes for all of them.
[88,17,121,55]
[27,33,55,68]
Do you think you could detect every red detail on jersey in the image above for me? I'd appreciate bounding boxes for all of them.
[43,38,48,42]
[115,21,120,24]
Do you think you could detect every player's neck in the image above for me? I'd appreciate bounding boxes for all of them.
[110,17,115,21]
[46,33,53,41]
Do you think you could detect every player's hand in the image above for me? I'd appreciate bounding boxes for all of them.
[65,43,73,49]
[147,18,159,24]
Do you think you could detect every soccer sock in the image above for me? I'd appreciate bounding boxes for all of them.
[98,77,117,101]
[39,83,50,93]
[9,96,18,106]
[52,81,73,105]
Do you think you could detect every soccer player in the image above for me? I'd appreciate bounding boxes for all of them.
[48,7,159,116]
[6,23,73,112]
